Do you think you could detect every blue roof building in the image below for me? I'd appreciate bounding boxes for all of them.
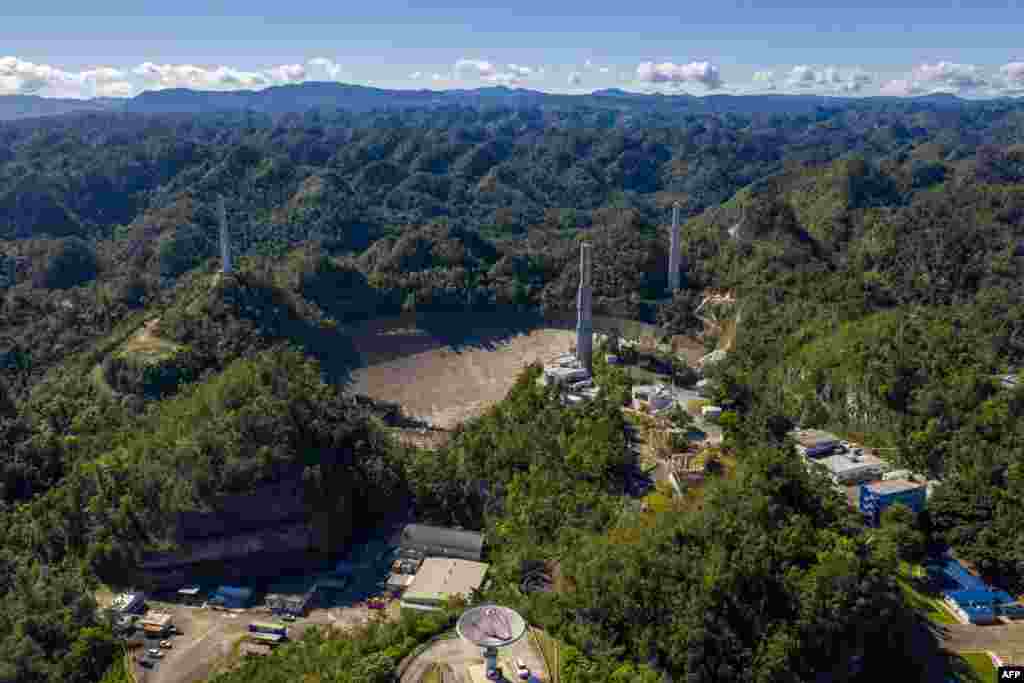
[210,585,253,609]
[860,479,927,526]
[934,558,1024,623]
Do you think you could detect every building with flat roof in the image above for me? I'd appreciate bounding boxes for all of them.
[400,557,489,612]
[138,611,173,635]
[397,524,485,562]
[933,557,1024,623]
[266,589,316,617]
[209,585,253,609]
[790,429,840,458]
[812,451,888,485]
[859,479,927,526]
[632,384,675,413]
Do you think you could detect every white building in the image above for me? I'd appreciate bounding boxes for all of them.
[632,384,675,413]
[542,354,591,387]
[812,451,889,485]
[701,405,723,421]
[400,558,489,612]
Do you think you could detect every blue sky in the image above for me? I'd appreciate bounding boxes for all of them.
[2,1,1024,98]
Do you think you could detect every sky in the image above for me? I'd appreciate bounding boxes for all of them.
[2,1,1024,99]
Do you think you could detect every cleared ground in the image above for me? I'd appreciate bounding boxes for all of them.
[350,327,575,429]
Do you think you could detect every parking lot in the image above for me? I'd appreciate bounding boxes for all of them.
[126,536,406,683]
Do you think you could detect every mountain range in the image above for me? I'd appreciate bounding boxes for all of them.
[0,82,976,121]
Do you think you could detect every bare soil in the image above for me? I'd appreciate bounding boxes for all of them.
[350,328,575,429]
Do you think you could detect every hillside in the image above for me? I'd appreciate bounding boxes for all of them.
[4,100,1024,683]
[0,83,974,121]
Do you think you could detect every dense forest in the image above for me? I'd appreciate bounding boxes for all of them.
[3,96,1024,681]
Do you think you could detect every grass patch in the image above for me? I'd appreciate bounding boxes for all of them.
[898,562,959,625]
[943,652,996,682]
[642,487,675,514]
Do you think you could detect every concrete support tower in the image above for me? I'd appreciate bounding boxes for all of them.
[668,201,682,293]
[576,241,593,374]
[218,195,232,275]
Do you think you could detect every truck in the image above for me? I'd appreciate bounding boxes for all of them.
[248,621,288,638]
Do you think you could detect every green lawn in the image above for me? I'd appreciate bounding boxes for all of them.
[943,652,996,682]
[897,562,959,625]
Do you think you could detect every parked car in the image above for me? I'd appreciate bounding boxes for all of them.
[159,640,173,649]
[137,658,154,669]
[839,440,851,451]
[367,597,387,609]
[516,659,530,680]
[281,614,297,622]
[147,648,164,658]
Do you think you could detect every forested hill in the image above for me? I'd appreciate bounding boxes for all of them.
[4,97,1024,682]
[0,83,976,120]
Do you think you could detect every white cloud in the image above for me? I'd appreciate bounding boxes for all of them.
[911,61,986,92]
[584,59,594,70]
[264,63,306,84]
[132,62,271,90]
[751,70,777,91]
[782,65,871,93]
[454,58,537,86]
[568,71,582,86]
[307,57,343,81]
[880,61,986,97]
[636,60,722,89]
[454,58,497,79]
[879,78,924,97]
[409,71,424,79]
[996,62,1024,95]
[786,64,818,88]
[432,73,444,81]
[599,66,610,74]
[0,56,82,96]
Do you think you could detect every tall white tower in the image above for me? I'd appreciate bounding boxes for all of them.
[668,202,681,293]
[218,195,232,275]
[576,241,593,374]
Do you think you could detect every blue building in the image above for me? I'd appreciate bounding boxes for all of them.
[859,479,927,526]
[930,557,1024,624]
[209,585,253,609]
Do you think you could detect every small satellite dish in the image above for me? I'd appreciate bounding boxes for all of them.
[457,604,527,649]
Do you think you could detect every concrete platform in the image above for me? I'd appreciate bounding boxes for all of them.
[400,631,548,683]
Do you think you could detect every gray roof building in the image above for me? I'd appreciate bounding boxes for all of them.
[790,429,840,458]
[396,524,485,562]
[812,452,888,485]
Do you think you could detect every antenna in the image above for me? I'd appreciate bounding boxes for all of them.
[218,196,232,275]
[668,201,681,293]
[576,242,593,374]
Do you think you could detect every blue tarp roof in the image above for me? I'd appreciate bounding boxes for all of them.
[945,589,1000,605]
[215,585,253,598]
[935,558,989,592]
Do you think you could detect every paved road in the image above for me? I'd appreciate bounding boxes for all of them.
[938,621,1024,662]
